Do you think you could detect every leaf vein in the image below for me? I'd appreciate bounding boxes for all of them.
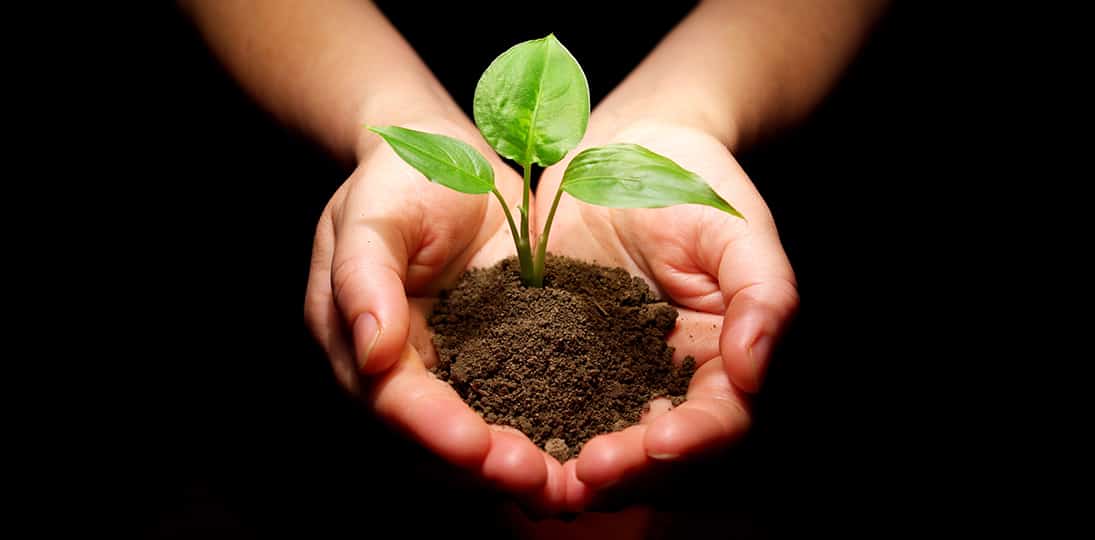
[391,136,486,187]
[523,41,551,166]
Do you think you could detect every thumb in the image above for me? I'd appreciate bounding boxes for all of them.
[717,228,799,394]
[331,215,411,375]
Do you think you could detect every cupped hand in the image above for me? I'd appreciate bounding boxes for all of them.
[534,120,799,510]
[304,118,567,514]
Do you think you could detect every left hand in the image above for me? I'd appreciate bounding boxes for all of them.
[534,120,799,510]
[305,117,567,515]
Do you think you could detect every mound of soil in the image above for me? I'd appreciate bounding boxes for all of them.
[429,255,695,462]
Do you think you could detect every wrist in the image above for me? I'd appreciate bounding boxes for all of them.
[352,79,470,163]
[591,84,743,151]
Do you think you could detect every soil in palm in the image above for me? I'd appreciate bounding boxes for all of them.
[430,255,695,462]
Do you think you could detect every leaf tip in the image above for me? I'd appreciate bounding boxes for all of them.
[722,202,746,222]
[712,193,746,221]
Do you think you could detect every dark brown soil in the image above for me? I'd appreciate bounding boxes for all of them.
[429,255,695,462]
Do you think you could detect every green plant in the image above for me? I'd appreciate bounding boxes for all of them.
[369,34,742,287]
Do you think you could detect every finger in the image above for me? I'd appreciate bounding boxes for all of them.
[718,266,799,393]
[541,451,567,511]
[482,428,548,493]
[562,459,592,512]
[575,425,650,489]
[331,210,411,375]
[304,209,361,393]
[573,394,674,490]
[369,345,490,469]
[706,209,798,393]
[643,358,751,460]
[515,450,569,519]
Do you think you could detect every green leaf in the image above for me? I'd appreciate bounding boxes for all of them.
[473,34,590,167]
[368,126,494,194]
[561,143,743,218]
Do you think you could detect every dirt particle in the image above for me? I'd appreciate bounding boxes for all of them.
[430,255,696,455]
[545,438,570,462]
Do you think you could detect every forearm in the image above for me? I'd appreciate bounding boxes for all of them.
[594,0,888,150]
[180,0,463,162]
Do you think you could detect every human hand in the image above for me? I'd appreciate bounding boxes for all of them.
[534,120,799,510]
[305,117,568,514]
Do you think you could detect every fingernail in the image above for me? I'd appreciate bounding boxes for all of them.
[748,334,773,381]
[648,452,679,461]
[355,312,380,370]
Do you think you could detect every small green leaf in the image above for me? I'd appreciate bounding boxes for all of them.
[473,34,590,167]
[368,126,494,194]
[561,143,743,218]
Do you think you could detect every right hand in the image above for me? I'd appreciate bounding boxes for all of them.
[304,117,567,515]
[534,119,799,512]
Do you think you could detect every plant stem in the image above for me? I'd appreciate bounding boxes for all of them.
[515,162,535,286]
[517,238,533,285]
[491,187,520,250]
[531,183,565,287]
[492,187,534,285]
[521,163,531,242]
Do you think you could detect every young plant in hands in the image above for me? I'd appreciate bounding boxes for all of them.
[370,34,743,287]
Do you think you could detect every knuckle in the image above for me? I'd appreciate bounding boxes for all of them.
[739,278,800,318]
[772,277,800,313]
[330,256,371,313]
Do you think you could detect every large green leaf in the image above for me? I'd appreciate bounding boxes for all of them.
[473,34,590,167]
[561,143,743,217]
[368,126,494,194]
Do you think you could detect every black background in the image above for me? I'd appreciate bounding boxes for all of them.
[64,1,1035,537]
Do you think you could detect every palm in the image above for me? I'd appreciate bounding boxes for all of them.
[307,123,567,515]
[535,123,795,509]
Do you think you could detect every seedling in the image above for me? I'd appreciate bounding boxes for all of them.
[370,35,742,287]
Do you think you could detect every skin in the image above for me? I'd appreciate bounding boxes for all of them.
[536,0,888,510]
[182,0,561,511]
[183,0,887,520]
